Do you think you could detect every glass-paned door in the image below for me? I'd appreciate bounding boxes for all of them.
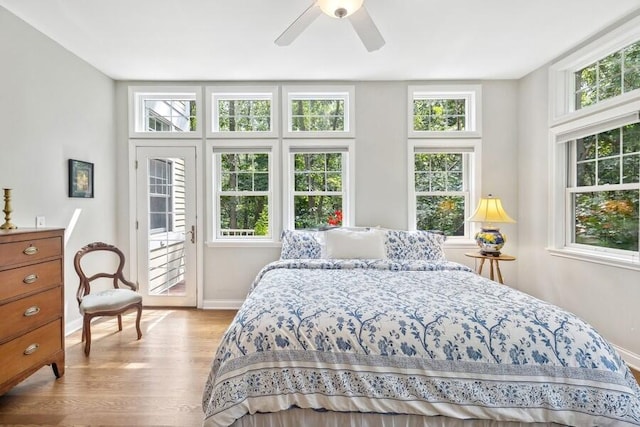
[136,146,197,306]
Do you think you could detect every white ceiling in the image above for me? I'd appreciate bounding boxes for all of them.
[1,0,639,81]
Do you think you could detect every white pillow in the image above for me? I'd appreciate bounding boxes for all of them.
[324,228,386,259]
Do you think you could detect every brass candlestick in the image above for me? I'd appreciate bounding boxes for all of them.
[1,188,17,230]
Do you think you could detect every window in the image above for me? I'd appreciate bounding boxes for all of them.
[408,85,482,138]
[283,140,355,230]
[207,86,278,138]
[549,16,640,267]
[129,86,202,137]
[408,141,480,241]
[283,86,355,138]
[568,123,639,252]
[575,40,640,110]
[149,159,174,233]
[212,143,276,240]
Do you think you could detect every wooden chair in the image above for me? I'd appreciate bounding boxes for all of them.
[74,242,143,356]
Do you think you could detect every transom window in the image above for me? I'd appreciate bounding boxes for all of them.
[217,98,271,132]
[145,100,195,132]
[208,87,278,137]
[291,98,345,132]
[568,123,639,252]
[214,150,272,239]
[413,99,466,132]
[129,86,201,137]
[409,85,481,137]
[575,40,640,110]
[283,86,355,137]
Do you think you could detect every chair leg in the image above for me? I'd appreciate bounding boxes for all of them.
[83,316,92,356]
[117,314,123,331]
[135,304,142,340]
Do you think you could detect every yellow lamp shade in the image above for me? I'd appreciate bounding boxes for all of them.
[467,195,515,225]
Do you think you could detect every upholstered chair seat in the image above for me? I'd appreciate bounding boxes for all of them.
[79,289,143,315]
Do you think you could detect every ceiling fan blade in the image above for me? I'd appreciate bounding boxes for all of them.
[275,2,322,46]
[348,6,385,52]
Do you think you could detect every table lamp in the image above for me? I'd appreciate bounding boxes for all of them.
[467,194,515,256]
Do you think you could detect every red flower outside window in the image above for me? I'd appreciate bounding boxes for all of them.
[327,209,343,226]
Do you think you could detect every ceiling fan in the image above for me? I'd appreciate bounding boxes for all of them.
[275,0,385,52]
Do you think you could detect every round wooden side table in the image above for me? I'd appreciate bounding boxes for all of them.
[464,252,516,284]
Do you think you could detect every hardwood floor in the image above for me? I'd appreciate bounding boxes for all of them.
[1,308,639,426]
[0,308,236,426]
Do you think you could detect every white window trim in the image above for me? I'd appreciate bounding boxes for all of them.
[206,139,281,247]
[283,85,356,138]
[549,34,640,268]
[206,86,279,138]
[549,14,640,125]
[408,139,481,247]
[128,85,203,138]
[408,84,482,139]
[282,139,356,230]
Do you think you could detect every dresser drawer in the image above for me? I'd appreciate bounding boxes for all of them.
[0,259,62,303]
[0,319,62,385]
[0,236,62,268]
[0,287,61,342]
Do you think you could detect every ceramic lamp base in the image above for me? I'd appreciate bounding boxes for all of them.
[475,227,506,256]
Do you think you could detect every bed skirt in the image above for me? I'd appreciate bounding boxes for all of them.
[229,408,563,427]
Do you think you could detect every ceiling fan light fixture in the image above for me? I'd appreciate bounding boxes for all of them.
[318,0,364,18]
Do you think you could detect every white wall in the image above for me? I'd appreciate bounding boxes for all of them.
[517,64,640,364]
[0,7,118,331]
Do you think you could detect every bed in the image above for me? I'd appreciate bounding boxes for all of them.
[202,228,640,427]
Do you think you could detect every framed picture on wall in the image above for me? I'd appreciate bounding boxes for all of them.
[68,159,94,198]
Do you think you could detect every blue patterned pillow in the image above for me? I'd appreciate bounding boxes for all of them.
[384,229,446,261]
[280,230,322,259]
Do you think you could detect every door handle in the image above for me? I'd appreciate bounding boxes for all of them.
[186,225,196,244]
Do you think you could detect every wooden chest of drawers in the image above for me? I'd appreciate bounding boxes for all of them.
[0,228,65,395]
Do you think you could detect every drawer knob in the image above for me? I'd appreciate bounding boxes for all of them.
[23,246,39,256]
[23,274,39,284]
[23,343,39,355]
[24,306,41,317]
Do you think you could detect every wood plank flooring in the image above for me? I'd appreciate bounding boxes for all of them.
[0,308,236,426]
[1,308,639,426]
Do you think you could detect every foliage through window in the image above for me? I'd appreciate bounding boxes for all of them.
[292,152,344,229]
[575,40,640,110]
[290,99,345,132]
[414,152,468,236]
[413,99,466,132]
[283,87,354,136]
[215,152,271,238]
[570,123,640,251]
[217,99,271,132]
[409,86,480,136]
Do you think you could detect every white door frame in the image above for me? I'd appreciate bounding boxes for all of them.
[128,139,204,308]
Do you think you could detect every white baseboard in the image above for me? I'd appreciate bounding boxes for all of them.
[65,317,83,336]
[202,299,245,310]
[613,344,640,371]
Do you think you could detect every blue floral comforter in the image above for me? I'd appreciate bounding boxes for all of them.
[202,259,640,426]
